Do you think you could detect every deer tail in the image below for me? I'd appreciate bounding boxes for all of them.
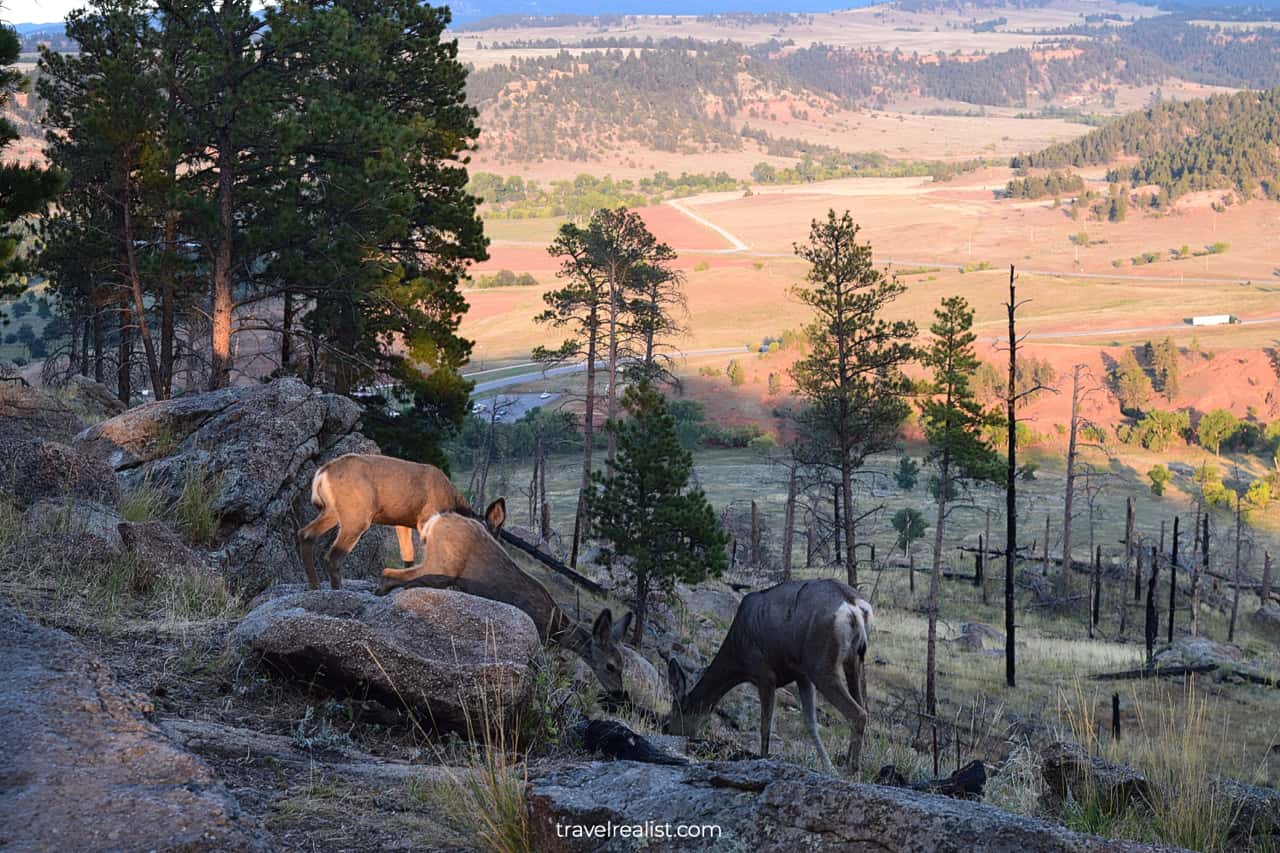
[848,598,872,658]
[311,467,329,510]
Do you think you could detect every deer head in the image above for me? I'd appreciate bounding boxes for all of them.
[665,656,711,737]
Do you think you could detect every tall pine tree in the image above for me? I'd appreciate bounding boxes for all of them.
[919,295,1002,717]
[790,210,915,586]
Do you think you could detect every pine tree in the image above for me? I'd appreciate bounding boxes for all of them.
[790,210,915,586]
[1112,350,1152,413]
[919,295,1002,717]
[589,382,728,646]
[0,22,61,306]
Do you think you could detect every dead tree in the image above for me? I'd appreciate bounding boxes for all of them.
[1060,364,1086,592]
[782,465,798,581]
[1092,544,1102,633]
[1146,545,1159,664]
[1127,497,1138,603]
[1229,490,1243,642]
[1263,551,1274,607]
[1168,516,1180,644]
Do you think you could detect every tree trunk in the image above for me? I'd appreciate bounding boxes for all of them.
[208,135,236,391]
[1042,515,1050,578]
[92,305,105,384]
[782,466,797,581]
[1263,551,1273,607]
[926,451,949,718]
[121,185,164,400]
[1191,510,1205,637]
[841,460,857,586]
[982,508,991,606]
[1146,546,1159,665]
[1061,364,1081,593]
[750,500,761,567]
[631,572,647,648]
[571,318,600,568]
[1127,497,1139,602]
[1092,544,1101,631]
[1168,515,1179,644]
[1229,498,1242,642]
[1004,266,1018,689]
[605,269,619,465]
[281,289,294,370]
[116,305,131,404]
[79,315,90,377]
[159,206,177,399]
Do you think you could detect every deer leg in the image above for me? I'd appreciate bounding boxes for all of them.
[756,681,776,759]
[297,511,339,590]
[796,677,833,773]
[844,659,870,772]
[376,570,457,597]
[812,671,869,775]
[323,522,367,590]
[395,526,416,567]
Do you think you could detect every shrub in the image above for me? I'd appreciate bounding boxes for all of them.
[693,260,710,272]
[726,359,745,386]
[1148,464,1171,496]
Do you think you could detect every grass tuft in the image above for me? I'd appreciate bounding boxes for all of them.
[173,465,223,546]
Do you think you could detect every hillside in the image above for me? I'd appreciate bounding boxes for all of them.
[1015,87,1280,201]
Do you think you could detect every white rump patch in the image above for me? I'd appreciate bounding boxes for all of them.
[835,600,871,655]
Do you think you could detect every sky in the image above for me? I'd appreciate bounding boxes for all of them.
[7,0,79,26]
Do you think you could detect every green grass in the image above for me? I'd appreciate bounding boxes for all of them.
[173,465,223,546]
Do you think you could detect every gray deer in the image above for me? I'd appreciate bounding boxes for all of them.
[667,579,872,772]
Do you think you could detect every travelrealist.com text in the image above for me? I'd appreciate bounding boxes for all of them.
[554,821,723,840]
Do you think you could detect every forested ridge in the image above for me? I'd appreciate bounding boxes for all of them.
[1014,87,1280,201]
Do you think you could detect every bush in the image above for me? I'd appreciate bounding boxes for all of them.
[726,359,745,386]
[894,456,919,490]
[693,260,710,272]
[1148,464,1171,496]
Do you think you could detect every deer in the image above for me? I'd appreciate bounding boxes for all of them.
[666,578,873,774]
[297,453,471,590]
[375,497,645,698]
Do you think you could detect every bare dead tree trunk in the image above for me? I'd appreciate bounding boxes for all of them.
[1004,266,1019,689]
[1092,544,1101,632]
[926,449,950,718]
[1061,364,1082,593]
[982,507,991,606]
[1229,499,1242,642]
[1263,551,1273,607]
[1127,497,1138,602]
[750,500,761,567]
[571,322,600,568]
[92,309,105,384]
[208,134,236,391]
[1042,515,1051,578]
[1168,515,1179,644]
[1193,510,1207,637]
[782,465,798,581]
[1146,546,1159,665]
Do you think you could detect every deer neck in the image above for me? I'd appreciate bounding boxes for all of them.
[550,607,592,658]
[682,644,749,715]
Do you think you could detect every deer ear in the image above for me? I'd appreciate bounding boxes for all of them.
[592,608,614,645]
[611,611,634,642]
[667,656,687,699]
[485,498,506,533]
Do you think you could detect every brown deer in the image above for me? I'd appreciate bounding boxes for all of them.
[375,498,633,695]
[666,579,872,773]
[297,453,470,590]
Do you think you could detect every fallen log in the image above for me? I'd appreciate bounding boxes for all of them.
[500,527,606,596]
[874,759,987,800]
[1091,663,1280,687]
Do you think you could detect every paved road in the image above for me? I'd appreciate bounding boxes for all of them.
[471,347,747,394]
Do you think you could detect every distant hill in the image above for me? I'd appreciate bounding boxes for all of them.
[449,0,874,27]
[1014,88,1280,203]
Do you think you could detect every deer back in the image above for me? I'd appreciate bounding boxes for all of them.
[314,453,467,529]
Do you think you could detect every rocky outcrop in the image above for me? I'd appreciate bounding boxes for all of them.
[1152,635,1243,669]
[525,758,1168,852]
[0,437,120,509]
[0,601,269,851]
[61,373,127,419]
[233,586,542,730]
[21,497,124,555]
[1040,741,1151,815]
[75,378,385,592]
[119,519,210,575]
[0,380,83,444]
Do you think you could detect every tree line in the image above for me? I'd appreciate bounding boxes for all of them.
[15,0,485,467]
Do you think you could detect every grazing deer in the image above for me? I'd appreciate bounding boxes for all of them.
[666,579,872,773]
[376,498,634,695]
[297,453,470,590]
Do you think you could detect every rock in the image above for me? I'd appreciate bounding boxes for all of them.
[0,601,268,851]
[233,586,542,730]
[1040,741,1151,815]
[0,379,83,444]
[61,373,128,419]
[1251,603,1280,636]
[0,437,120,509]
[75,378,387,593]
[1152,635,1243,670]
[20,497,125,556]
[619,645,671,718]
[674,579,742,625]
[1213,775,1280,839]
[951,622,1007,652]
[119,519,211,579]
[526,758,1166,852]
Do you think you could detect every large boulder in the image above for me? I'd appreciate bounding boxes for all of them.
[0,437,120,510]
[1152,635,1243,670]
[0,379,83,444]
[19,497,125,558]
[0,601,268,851]
[60,373,128,420]
[526,758,1168,852]
[75,378,386,592]
[233,586,542,731]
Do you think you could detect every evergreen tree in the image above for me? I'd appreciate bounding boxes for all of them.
[0,21,61,306]
[790,210,915,586]
[894,456,919,490]
[891,507,927,556]
[1112,350,1152,413]
[1198,408,1239,456]
[919,295,1002,718]
[589,382,728,646]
